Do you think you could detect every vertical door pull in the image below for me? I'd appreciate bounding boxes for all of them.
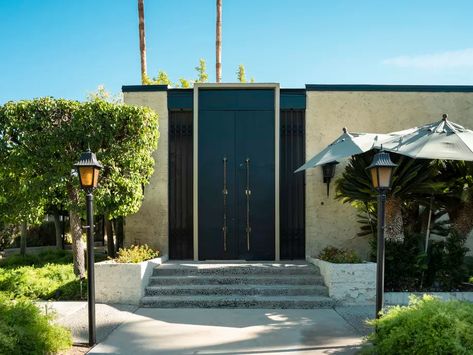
[222,157,228,252]
[245,158,251,251]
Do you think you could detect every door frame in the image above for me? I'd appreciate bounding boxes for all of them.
[193,83,281,261]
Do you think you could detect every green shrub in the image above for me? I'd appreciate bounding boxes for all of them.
[115,244,159,263]
[0,295,72,354]
[318,246,362,264]
[363,295,473,354]
[0,263,85,300]
[0,249,71,269]
[469,276,473,283]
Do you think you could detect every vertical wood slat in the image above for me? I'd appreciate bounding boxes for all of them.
[280,109,305,259]
[169,110,194,259]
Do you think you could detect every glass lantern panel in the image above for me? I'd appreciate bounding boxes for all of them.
[79,166,94,188]
[378,167,392,188]
[370,168,379,189]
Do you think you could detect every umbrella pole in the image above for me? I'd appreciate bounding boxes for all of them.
[424,196,434,253]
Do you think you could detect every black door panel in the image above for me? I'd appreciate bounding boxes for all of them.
[198,90,275,260]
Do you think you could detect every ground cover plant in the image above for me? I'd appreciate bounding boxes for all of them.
[0,295,72,355]
[318,246,362,263]
[115,244,159,263]
[0,249,106,301]
[363,295,473,354]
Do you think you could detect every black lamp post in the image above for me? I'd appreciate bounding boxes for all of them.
[322,162,338,196]
[366,150,397,319]
[74,149,103,346]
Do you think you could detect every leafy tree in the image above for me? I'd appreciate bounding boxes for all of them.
[0,98,159,277]
[178,78,191,88]
[237,64,247,83]
[195,59,208,83]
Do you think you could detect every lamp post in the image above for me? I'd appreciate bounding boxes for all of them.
[366,150,397,319]
[74,149,103,346]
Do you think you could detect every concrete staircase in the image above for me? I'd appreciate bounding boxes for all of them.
[141,261,336,308]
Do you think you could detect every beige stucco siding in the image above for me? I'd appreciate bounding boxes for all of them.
[305,91,473,259]
[123,91,169,256]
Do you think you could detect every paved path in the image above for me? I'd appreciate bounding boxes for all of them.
[42,302,374,354]
[89,308,366,354]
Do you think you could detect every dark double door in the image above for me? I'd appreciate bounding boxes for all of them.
[198,90,275,260]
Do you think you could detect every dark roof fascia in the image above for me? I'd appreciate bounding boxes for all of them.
[305,84,473,93]
[122,85,168,92]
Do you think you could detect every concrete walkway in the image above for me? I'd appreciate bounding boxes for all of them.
[41,302,374,354]
[89,308,367,355]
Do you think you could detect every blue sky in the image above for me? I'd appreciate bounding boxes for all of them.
[1,0,473,103]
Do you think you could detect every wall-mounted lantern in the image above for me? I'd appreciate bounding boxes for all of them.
[322,161,338,196]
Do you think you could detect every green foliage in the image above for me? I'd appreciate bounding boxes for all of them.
[0,97,159,220]
[195,58,208,83]
[0,250,108,301]
[318,246,362,263]
[0,224,17,251]
[178,78,191,88]
[0,295,72,354]
[11,221,57,248]
[115,244,159,263]
[237,64,247,83]
[363,295,473,354]
[426,231,469,289]
[0,263,84,300]
[382,234,426,291]
[143,59,255,87]
[335,152,471,290]
[336,152,436,206]
[87,84,123,103]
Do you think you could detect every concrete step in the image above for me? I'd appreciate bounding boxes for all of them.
[148,275,325,286]
[145,284,329,297]
[141,295,336,309]
[153,263,318,277]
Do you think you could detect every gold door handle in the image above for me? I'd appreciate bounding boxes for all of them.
[222,157,228,252]
[245,158,251,251]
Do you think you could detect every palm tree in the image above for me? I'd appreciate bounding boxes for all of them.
[336,152,437,242]
[216,0,222,83]
[138,0,147,84]
[434,161,473,237]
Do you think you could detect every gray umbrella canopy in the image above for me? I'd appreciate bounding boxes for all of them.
[379,114,473,161]
[295,128,391,172]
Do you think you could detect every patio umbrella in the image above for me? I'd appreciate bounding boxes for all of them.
[295,128,390,172]
[379,114,473,161]
[379,114,473,251]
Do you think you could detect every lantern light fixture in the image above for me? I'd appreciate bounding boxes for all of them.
[74,149,103,191]
[322,161,338,196]
[366,149,397,320]
[366,150,397,190]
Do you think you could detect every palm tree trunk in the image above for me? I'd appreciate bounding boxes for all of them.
[53,209,63,249]
[20,221,27,256]
[113,217,125,250]
[215,0,222,83]
[385,196,404,242]
[68,184,86,278]
[451,201,473,237]
[138,0,147,84]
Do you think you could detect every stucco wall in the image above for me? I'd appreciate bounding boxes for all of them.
[305,90,473,259]
[123,91,169,256]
